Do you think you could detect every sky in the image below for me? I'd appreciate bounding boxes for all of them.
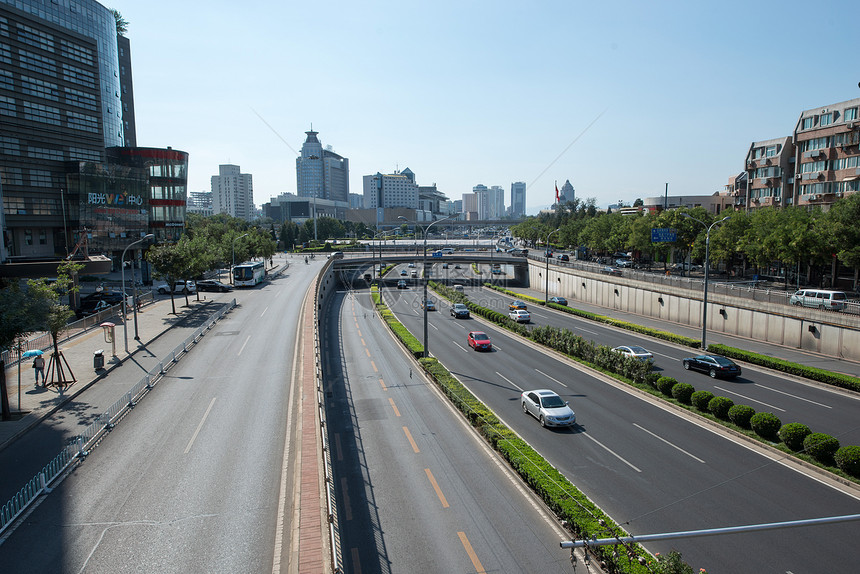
[106,0,860,215]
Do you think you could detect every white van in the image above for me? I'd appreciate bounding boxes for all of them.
[789,289,847,311]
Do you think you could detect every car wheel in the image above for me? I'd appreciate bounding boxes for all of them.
[522,402,528,414]
[539,415,546,428]
[158,288,166,294]
[792,301,802,306]
[683,361,690,370]
[709,369,717,378]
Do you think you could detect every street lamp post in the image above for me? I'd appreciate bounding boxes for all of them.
[683,214,730,350]
[545,228,560,303]
[422,215,453,358]
[121,233,154,354]
[231,232,249,285]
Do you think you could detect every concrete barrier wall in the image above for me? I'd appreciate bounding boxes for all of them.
[528,263,860,361]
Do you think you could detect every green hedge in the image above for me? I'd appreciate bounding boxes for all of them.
[750,412,782,440]
[835,446,860,477]
[690,390,714,412]
[727,404,755,429]
[708,396,734,420]
[803,433,840,465]
[778,423,812,452]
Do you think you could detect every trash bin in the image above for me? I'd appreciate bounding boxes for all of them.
[93,349,104,370]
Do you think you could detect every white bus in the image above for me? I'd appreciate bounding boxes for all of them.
[233,261,265,287]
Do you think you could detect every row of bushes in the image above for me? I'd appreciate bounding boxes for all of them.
[370,287,654,572]
[371,286,424,358]
[650,375,860,477]
[436,282,860,480]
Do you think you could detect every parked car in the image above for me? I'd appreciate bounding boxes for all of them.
[548,297,567,306]
[682,355,741,379]
[521,389,576,428]
[397,279,407,289]
[612,345,654,363]
[155,280,196,295]
[450,303,470,318]
[509,300,527,310]
[81,290,126,305]
[467,331,492,351]
[76,298,113,318]
[601,266,622,276]
[509,309,531,323]
[196,279,233,292]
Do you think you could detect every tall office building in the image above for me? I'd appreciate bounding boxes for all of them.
[472,184,505,219]
[295,129,349,202]
[559,180,575,204]
[511,182,526,218]
[211,164,254,221]
[362,171,418,209]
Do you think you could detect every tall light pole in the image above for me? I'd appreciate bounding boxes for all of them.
[231,232,249,285]
[423,215,454,358]
[545,228,560,303]
[683,213,730,350]
[122,233,154,354]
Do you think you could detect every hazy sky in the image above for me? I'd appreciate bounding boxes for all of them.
[107,0,860,214]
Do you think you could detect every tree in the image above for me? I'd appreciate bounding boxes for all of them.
[146,242,191,314]
[826,193,860,289]
[0,281,44,420]
[112,10,129,35]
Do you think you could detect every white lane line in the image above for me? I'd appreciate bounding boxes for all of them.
[713,386,785,412]
[754,383,832,409]
[261,305,269,317]
[580,432,642,473]
[430,322,438,331]
[237,335,251,356]
[633,423,706,463]
[652,351,677,361]
[455,342,469,353]
[184,397,217,454]
[535,369,567,388]
[578,327,600,336]
[496,372,523,392]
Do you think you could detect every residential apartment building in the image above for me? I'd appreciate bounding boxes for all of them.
[187,191,214,216]
[744,136,793,210]
[211,164,254,221]
[510,181,526,218]
[461,192,478,220]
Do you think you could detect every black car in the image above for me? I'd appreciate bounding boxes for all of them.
[196,279,233,292]
[682,355,741,379]
[558,254,569,262]
[81,290,126,305]
[75,298,113,318]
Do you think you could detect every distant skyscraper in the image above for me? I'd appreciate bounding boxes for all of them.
[472,184,504,219]
[296,129,349,202]
[511,182,526,218]
[559,180,575,204]
[211,165,254,221]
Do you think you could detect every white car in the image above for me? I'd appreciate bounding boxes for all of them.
[521,389,576,428]
[155,280,196,295]
[612,345,654,363]
[509,309,530,323]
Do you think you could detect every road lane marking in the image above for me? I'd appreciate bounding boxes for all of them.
[370,360,378,372]
[633,423,705,463]
[389,397,401,417]
[535,369,567,388]
[360,337,366,347]
[335,433,344,461]
[365,348,371,357]
[350,548,362,574]
[754,383,832,408]
[496,372,523,392]
[455,342,469,353]
[403,426,420,453]
[378,377,388,391]
[652,351,677,360]
[581,432,642,472]
[425,468,450,508]
[458,531,487,573]
[261,305,269,317]
[237,335,251,356]
[578,327,600,336]
[341,477,353,520]
[184,397,217,454]
[713,386,785,412]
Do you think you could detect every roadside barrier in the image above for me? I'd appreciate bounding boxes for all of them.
[0,299,236,537]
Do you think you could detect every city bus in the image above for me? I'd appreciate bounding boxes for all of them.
[233,261,265,287]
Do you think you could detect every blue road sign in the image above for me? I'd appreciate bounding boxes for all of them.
[651,228,677,243]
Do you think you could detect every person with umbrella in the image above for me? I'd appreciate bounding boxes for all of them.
[24,350,45,387]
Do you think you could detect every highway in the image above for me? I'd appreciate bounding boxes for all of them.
[381,263,860,573]
[322,285,577,573]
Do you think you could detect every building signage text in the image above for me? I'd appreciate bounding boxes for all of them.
[87,192,144,206]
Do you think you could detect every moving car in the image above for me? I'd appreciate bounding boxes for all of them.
[548,297,567,305]
[196,279,233,292]
[509,309,530,323]
[411,270,418,278]
[408,262,415,268]
[450,303,470,318]
[400,269,408,276]
[422,299,436,311]
[467,331,492,351]
[454,264,462,269]
[558,254,570,262]
[612,345,654,363]
[397,279,407,289]
[601,266,622,276]
[789,289,848,311]
[155,280,196,295]
[682,355,741,379]
[521,389,576,428]
[442,263,449,269]
[509,300,527,310]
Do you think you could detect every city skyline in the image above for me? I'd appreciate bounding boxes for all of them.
[107,0,860,214]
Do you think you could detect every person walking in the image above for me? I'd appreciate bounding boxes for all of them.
[33,354,45,386]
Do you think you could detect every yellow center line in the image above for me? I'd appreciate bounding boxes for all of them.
[403,426,420,453]
[357,328,362,337]
[425,468,449,508]
[378,377,387,391]
[365,348,371,357]
[360,337,366,347]
[388,397,401,417]
[370,360,378,372]
[458,531,486,573]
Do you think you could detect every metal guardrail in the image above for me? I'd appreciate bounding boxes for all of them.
[0,299,236,537]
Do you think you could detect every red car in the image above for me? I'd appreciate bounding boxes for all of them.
[467,331,492,351]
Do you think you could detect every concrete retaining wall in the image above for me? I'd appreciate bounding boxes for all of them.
[528,263,860,361]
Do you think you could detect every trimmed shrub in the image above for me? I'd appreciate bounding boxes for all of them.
[655,376,678,396]
[708,396,734,420]
[671,382,695,404]
[690,390,714,412]
[803,433,839,464]
[750,412,782,440]
[834,445,860,477]
[727,404,756,428]
[778,423,812,452]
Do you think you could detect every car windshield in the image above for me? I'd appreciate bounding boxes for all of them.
[473,333,488,340]
[628,346,648,353]
[713,357,734,366]
[541,395,565,408]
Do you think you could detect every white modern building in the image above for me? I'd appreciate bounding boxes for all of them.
[211,164,254,221]
[472,184,505,219]
[362,171,419,209]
